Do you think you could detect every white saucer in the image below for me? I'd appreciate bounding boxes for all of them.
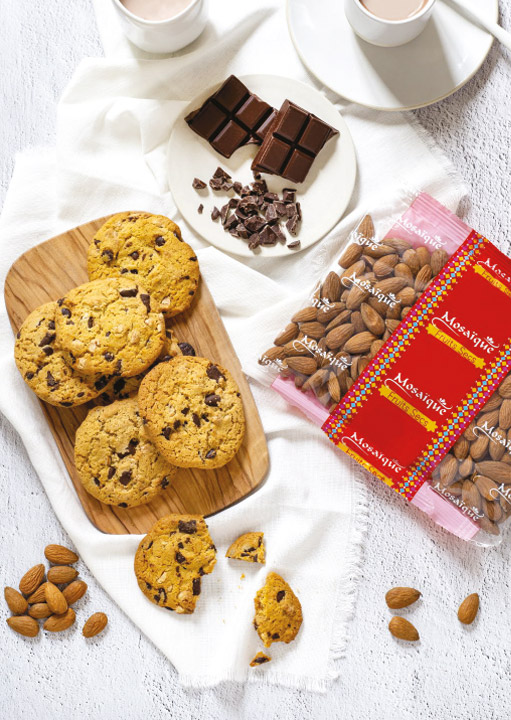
[287,0,497,111]
[167,74,357,258]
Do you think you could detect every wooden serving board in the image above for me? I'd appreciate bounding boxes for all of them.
[4,216,269,534]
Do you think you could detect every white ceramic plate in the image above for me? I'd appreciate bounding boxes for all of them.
[287,0,498,111]
[168,74,357,258]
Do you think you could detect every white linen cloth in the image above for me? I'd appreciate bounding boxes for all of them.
[0,0,467,690]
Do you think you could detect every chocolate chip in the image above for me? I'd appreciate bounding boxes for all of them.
[146,582,152,590]
[93,478,101,486]
[276,590,285,602]
[39,332,56,347]
[206,364,225,381]
[113,378,126,394]
[192,178,207,190]
[177,342,196,357]
[211,207,221,221]
[189,256,198,262]
[161,427,172,440]
[182,407,189,415]
[104,352,114,362]
[175,551,186,564]
[119,471,132,486]
[119,288,138,297]
[178,519,197,534]
[130,251,139,260]
[140,294,151,313]
[161,477,170,489]
[204,394,220,407]
[128,439,138,455]
[43,347,54,356]
[87,317,94,328]
[61,307,71,318]
[192,578,201,596]
[253,656,269,664]
[102,249,114,261]
[155,236,165,246]
[118,503,128,508]
[95,376,109,391]
[205,449,216,459]
[26,372,34,380]
[108,467,116,479]
[192,413,201,427]
[46,372,58,387]
[173,420,181,430]
[272,633,280,639]
[60,401,72,407]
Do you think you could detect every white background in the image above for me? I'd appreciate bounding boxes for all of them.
[1,1,511,718]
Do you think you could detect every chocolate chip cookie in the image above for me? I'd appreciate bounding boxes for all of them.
[253,573,303,648]
[14,302,109,407]
[75,398,176,508]
[87,212,200,317]
[134,514,217,613]
[138,356,245,469]
[55,277,165,377]
[226,532,265,564]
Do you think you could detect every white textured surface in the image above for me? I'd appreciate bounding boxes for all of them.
[1,1,511,718]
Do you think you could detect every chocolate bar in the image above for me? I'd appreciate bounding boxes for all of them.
[185,75,277,159]
[251,100,339,184]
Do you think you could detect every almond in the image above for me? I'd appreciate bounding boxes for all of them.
[415,246,431,267]
[464,420,477,442]
[499,399,511,430]
[44,544,79,565]
[368,296,391,316]
[344,331,376,355]
[482,498,503,522]
[27,582,50,604]
[396,286,416,306]
[321,272,342,302]
[449,481,463,496]
[259,346,286,364]
[364,243,395,259]
[346,284,371,310]
[402,249,421,274]
[286,357,317,375]
[385,587,421,609]
[44,607,76,633]
[474,474,499,501]
[393,263,415,285]
[4,587,28,615]
[45,582,68,615]
[283,337,312,358]
[475,461,511,485]
[302,368,329,392]
[370,339,385,358]
[489,437,506,461]
[339,259,366,282]
[479,516,500,536]
[388,616,419,642]
[457,593,479,625]
[386,302,402,320]
[291,306,317,323]
[462,480,481,513]
[47,565,79,584]
[499,375,511,399]
[28,603,52,619]
[19,564,45,596]
[374,277,408,295]
[328,374,341,404]
[385,319,400,334]
[360,303,385,336]
[325,309,352,331]
[414,264,432,292]
[7,615,39,637]
[430,249,449,276]
[452,436,469,460]
[373,254,399,278]
[478,409,500,428]
[482,392,502,412]
[384,237,412,253]
[358,214,375,241]
[317,303,348,324]
[338,242,363,268]
[83,612,108,638]
[326,323,355,350]
[274,323,299,346]
[351,310,366,334]
[299,321,326,340]
[469,434,490,462]
[439,454,458,486]
[458,457,474,478]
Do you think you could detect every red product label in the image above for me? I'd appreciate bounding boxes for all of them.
[322,233,511,501]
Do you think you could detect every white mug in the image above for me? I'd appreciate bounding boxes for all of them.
[111,0,209,54]
[344,0,436,47]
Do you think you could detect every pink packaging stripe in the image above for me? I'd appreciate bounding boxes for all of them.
[272,377,330,426]
[411,484,479,541]
[385,192,471,256]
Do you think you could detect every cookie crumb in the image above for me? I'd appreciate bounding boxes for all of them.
[250,652,271,667]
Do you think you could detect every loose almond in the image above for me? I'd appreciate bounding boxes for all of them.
[19,564,45,596]
[82,612,108,638]
[47,566,79,584]
[44,544,79,565]
[385,587,421,609]
[388,616,419,642]
[44,607,76,633]
[4,587,28,615]
[45,582,68,615]
[7,615,39,637]
[27,582,50,604]
[62,580,88,605]
[28,603,52,619]
[457,593,479,624]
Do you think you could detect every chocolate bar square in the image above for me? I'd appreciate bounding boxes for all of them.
[251,100,339,184]
[185,75,277,159]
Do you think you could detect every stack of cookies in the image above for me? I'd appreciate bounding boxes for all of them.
[14,212,246,509]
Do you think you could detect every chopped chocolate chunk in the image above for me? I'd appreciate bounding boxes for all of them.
[192,177,207,190]
[197,203,204,214]
[286,215,299,236]
[211,206,221,221]
[173,420,181,430]
[206,364,225,381]
[178,519,197,534]
[287,240,301,249]
[233,181,242,194]
[87,317,94,328]
[178,342,196,356]
[265,204,278,223]
[282,188,296,203]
